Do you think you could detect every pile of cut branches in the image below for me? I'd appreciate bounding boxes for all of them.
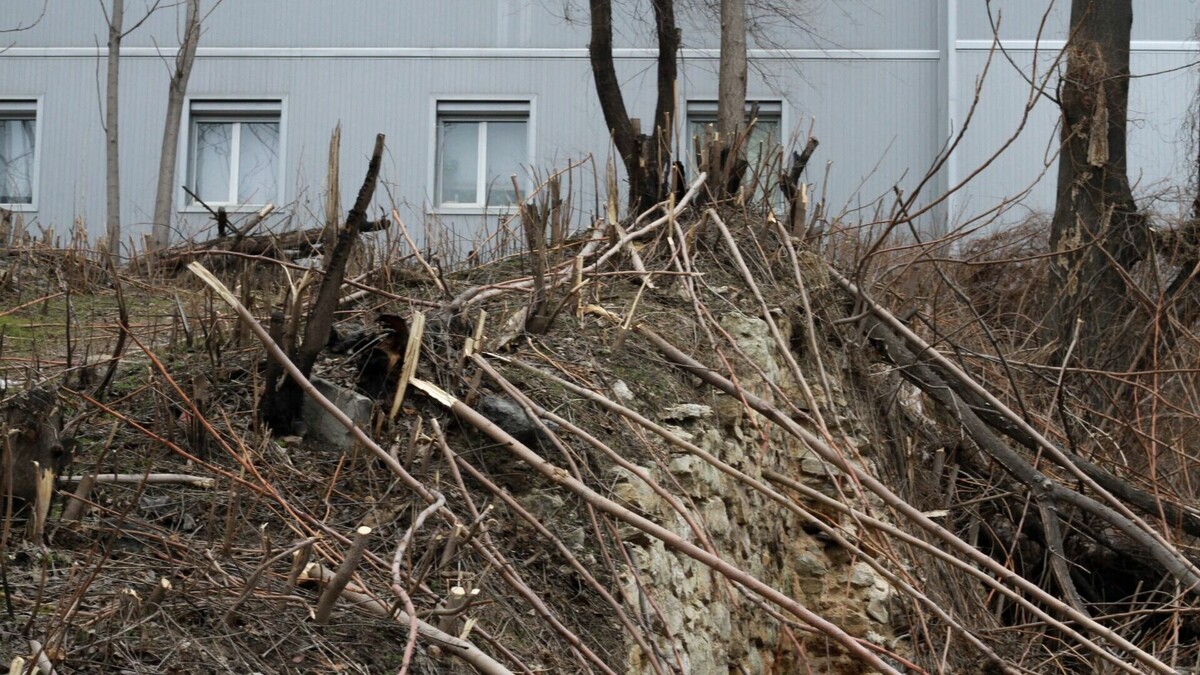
[3,137,1200,675]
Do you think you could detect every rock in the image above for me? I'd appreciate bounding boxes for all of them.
[562,526,586,550]
[609,466,661,516]
[800,455,829,475]
[662,424,695,442]
[519,491,564,520]
[799,576,825,594]
[720,313,776,376]
[700,498,730,536]
[867,597,890,624]
[276,435,304,448]
[867,579,894,623]
[850,562,876,587]
[476,395,542,445]
[301,378,373,450]
[795,552,829,577]
[668,455,721,494]
[662,403,713,423]
[610,380,635,403]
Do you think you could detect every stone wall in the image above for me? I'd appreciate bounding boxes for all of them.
[610,312,898,674]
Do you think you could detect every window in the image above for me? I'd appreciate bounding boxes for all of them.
[0,100,38,207]
[186,100,281,207]
[435,100,530,208]
[687,100,783,203]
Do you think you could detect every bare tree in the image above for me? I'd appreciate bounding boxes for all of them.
[588,0,680,213]
[103,0,124,261]
[1048,0,1147,370]
[715,0,747,196]
[150,0,201,252]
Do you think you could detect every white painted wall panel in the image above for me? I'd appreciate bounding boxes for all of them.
[0,0,1195,248]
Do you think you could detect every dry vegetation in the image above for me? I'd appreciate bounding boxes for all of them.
[0,135,1199,675]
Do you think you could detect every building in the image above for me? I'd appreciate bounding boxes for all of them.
[0,1,1196,255]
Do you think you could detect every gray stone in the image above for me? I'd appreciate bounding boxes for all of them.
[720,313,776,376]
[800,455,829,475]
[662,403,713,423]
[302,378,373,450]
[519,491,565,520]
[700,498,730,536]
[867,597,890,624]
[562,526,586,550]
[795,552,828,577]
[662,424,695,442]
[476,395,542,444]
[610,380,636,403]
[668,455,721,493]
[850,562,876,587]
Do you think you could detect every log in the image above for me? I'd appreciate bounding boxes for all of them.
[299,563,513,675]
[156,217,389,270]
[61,473,215,488]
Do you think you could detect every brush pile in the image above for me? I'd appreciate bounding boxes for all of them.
[1,142,1199,675]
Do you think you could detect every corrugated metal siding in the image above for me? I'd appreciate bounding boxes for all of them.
[0,1,1196,245]
[951,48,1064,223]
[958,2,1070,42]
[5,0,941,51]
[679,0,940,51]
[1126,51,1199,213]
[960,1,1198,43]
[0,1,582,49]
[953,45,1200,231]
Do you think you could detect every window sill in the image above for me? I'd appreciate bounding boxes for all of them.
[179,203,276,215]
[0,203,36,213]
[429,205,520,217]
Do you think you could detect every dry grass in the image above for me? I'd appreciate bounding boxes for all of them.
[2,145,1200,675]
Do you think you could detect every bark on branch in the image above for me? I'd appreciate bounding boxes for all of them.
[260,134,386,432]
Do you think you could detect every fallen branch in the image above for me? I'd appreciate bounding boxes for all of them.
[826,267,1200,590]
[439,436,669,675]
[61,473,215,488]
[299,563,513,675]
[415,365,902,674]
[581,305,1175,674]
[315,525,372,624]
[157,216,389,269]
[224,536,318,627]
[187,261,558,674]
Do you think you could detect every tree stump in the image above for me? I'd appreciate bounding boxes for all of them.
[1,388,73,509]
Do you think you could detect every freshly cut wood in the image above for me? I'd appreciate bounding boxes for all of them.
[156,217,389,269]
[314,526,372,624]
[0,388,72,507]
[299,563,513,675]
[61,473,215,488]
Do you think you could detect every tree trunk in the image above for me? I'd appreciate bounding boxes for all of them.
[647,0,679,208]
[588,0,678,214]
[150,0,201,252]
[105,0,124,263]
[1048,0,1147,371]
[716,0,747,198]
[259,135,386,434]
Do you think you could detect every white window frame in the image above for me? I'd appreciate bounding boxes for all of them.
[684,99,786,154]
[179,97,286,213]
[429,97,535,215]
[0,98,42,212]
[686,98,787,205]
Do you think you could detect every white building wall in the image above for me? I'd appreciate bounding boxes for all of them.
[0,0,1195,251]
